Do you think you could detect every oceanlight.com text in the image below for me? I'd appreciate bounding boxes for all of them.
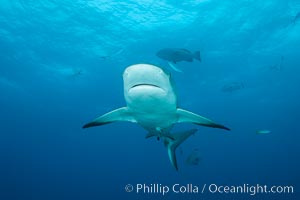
[207,183,294,196]
[124,183,294,196]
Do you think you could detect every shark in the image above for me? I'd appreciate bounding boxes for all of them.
[82,64,230,170]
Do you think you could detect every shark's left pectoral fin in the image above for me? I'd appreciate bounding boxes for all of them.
[82,107,136,128]
[176,108,230,131]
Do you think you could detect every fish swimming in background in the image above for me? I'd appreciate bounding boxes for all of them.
[100,48,124,59]
[70,69,83,77]
[221,82,244,93]
[269,56,284,71]
[292,12,300,25]
[156,48,201,72]
[185,148,201,166]
[256,130,271,135]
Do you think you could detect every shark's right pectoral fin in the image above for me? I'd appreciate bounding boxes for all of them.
[82,107,136,128]
[176,108,230,131]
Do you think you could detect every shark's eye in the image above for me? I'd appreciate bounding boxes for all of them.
[159,67,171,76]
[163,70,171,78]
[123,70,129,76]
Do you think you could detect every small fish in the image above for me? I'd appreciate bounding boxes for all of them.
[185,148,201,166]
[156,48,201,72]
[269,56,284,71]
[292,12,300,25]
[221,82,244,93]
[73,69,83,76]
[100,48,124,59]
[256,130,271,135]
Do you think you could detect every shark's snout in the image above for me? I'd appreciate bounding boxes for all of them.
[123,64,171,94]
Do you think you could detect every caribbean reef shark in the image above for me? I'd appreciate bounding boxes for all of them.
[83,64,230,170]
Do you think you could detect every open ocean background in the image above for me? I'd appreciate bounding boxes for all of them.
[0,0,299,199]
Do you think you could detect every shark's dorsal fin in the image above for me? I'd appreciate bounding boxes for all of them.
[82,107,136,128]
[176,108,230,131]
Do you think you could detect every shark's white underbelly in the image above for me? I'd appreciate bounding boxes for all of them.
[129,106,177,131]
[125,86,177,131]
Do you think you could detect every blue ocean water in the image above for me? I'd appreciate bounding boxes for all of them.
[0,0,299,199]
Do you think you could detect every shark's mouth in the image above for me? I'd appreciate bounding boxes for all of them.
[130,83,162,89]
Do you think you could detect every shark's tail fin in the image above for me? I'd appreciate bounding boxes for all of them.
[166,129,198,171]
[194,51,201,62]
